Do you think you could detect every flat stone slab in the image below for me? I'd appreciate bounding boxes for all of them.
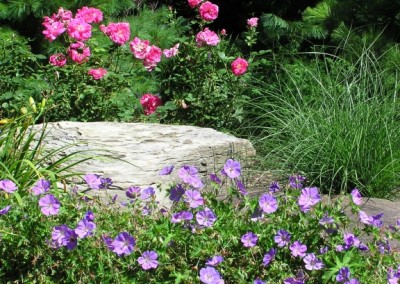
[34,121,256,202]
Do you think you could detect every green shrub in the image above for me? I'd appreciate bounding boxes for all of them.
[244,47,400,198]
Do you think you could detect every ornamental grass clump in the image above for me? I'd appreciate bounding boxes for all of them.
[1,157,400,283]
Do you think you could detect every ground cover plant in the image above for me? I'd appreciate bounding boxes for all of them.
[1,152,400,282]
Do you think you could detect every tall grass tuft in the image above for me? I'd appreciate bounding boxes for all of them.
[244,46,400,198]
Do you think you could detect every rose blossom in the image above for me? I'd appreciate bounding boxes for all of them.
[188,0,203,8]
[143,45,162,71]
[163,43,180,58]
[140,94,162,115]
[100,22,130,45]
[196,28,220,47]
[67,41,91,64]
[231,57,248,76]
[67,18,92,41]
[42,20,66,42]
[75,6,103,24]
[199,1,219,22]
[247,17,259,27]
[88,68,107,80]
[49,53,67,67]
[129,37,150,59]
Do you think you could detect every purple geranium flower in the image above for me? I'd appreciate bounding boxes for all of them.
[387,266,400,284]
[102,234,115,251]
[75,219,96,238]
[336,267,350,282]
[100,177,113,189]
[196,207,217,227]
[269,181,280,193]
[290,240,307,257]
[137,250,159,270]
[199,266,223,284]
[84,210,95,221]
[171,211,193,223]
[39,194,61,216]
[0,179,17,193]
[140,187,155,201]
[289,175,306,189]
[190,176,204,189]
[343,232,360,250]
[111,232,135,256]
[350,188,362,205]
[262,248,277,266]
[254,279,266,284]
[178,165,199,183]
[51,224,77,250]
[206,255,224,266]
[377,238,392,254]
[126,186,141,199]
[284,270,306,284]
[169,184,185,202]
[274,229,291,247]
[303,253,324,270]
[298,187,321,212]
[241,232,258,248]
[184,189,204,208]
[359,210,384,228]
[319,212,338,234]
[209,173,222,185]
[235,179,248,195]
[223,159,241,179]
[0,205,11,215]
[259,193,278,214]
[160,165,174,175]
[31,179,51,195]
[83,174,102,190]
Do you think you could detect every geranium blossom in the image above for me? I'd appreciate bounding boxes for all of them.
[297,186,321,212]
[0,179,18,193]
[199,1,219,22]
[100,22,130,45]
[223,159,241,178]
[67,18,92,41]
[196,28,220,47]
[259,193,278,213]
[231,57,248,76]
[350,188,362,205]
[31,179,51,195]
[196,207,217,227]
[88,68,107,80]
[111,232,135,256]
[138,250,159,270]
[51,224,77,250]
[39,194,61,216]
[49,53,67,67]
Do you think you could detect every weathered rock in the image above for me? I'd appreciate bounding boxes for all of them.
[33,121,256,204]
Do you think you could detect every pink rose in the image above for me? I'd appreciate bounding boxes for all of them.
[199,1,219,22]
[129,37,150,59]
[42,20,66,42]
[140,94,162,115]
[143,45,162,71]
[49,53,67,67]
[231,57,248,76]
[195,28,220,47]
[88,68,107,80]
[55,7,73,23]
[75,6,103,23]
[188,0,203,8]
[100,22,130,45]
[163,43,180,58]
[67,18,92,41]
[67,42,91,64]
[247,17,259,27]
